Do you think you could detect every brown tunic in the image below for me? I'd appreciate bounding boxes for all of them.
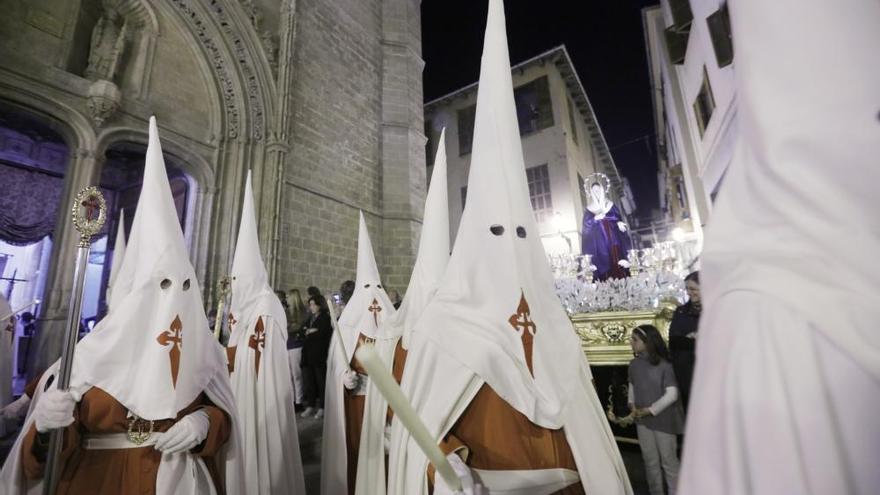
[429,335,585,495]
[343,333,372,495]
[386,339,409,423]
[24,371,44,399]
[22,387,231,495]
[226,346,237,374]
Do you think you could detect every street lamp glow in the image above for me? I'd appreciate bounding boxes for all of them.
[552,211,566,231]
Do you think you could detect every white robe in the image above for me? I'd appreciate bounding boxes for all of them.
[321,211,396,495]
[679,0,880,494]
[228,294,305,494]
[321,334,352,495]
[353,332,400,495]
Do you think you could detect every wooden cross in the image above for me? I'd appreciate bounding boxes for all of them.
[248,317,266,376]
[368,298,382,327]
[508,292,537,376]
[227,312,238,332]
[81,194,101,222]
[156,316,183,387]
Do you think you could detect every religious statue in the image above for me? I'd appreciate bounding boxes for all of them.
[84,2,127,82]
[581,173,632,281]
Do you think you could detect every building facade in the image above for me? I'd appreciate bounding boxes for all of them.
[0,0,425,375]
[642,0,735,254]
[424,46,632,257]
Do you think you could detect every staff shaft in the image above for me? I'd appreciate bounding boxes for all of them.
[214,298,226,340]
[43,244,91,495]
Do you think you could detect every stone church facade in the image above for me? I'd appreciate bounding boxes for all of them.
[0,0,425,374]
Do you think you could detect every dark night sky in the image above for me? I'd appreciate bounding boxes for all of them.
[421,0,660,220]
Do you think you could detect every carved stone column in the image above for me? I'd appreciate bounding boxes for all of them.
[190,185,216,294]
[30,148,103,376]
[264,0,297,286]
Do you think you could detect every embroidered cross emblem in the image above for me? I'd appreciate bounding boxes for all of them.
[4,317,13,345]
[248,317,266,376]
[508,292,537,376]
[227,312,238,335]
[81,194,102,222]
[156,315,183,388]
[368,298,382,327]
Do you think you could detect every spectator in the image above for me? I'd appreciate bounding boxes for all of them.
[337,279,355,314]
[388,289,402,310]
[629,324,685,495]
[306,286,322,299]
[668,271,700,412]
[287,288,306,410]
[300,294,332,419]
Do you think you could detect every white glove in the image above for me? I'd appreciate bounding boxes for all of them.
[383,424,392,453]
[33,389,76,433]
[343,370,360,390]
[1,394,31,420]
[434,453,488,495]
[155,409,210,454]
[618,260,632,268]
[617,221,627,232]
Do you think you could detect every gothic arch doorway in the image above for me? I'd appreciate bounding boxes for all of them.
[87,141,196,320]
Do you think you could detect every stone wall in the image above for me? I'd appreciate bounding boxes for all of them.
[279,0,424,295]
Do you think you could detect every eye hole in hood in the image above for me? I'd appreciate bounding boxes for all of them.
[489,225,505,236]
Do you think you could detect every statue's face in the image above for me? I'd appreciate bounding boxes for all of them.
[590,184,605,203]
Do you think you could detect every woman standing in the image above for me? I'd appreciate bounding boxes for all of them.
[668,271,701,412]
[300,294,332,419]
[287,289,307,411]
[629,325,685,495]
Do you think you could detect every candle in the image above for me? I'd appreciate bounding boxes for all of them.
[354,345,462,491]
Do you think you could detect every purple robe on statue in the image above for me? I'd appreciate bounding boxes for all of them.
[581,203,631,281]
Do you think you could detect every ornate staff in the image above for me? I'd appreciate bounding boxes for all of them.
[43,187,106,495]
[213,276,231,340]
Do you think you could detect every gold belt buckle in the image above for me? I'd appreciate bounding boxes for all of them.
[126,416,154,445]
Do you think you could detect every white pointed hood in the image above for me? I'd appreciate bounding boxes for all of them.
[106,210,127,308]
[387,129,450,349]
[410,0,583,426]
[337,212,395,362]
[227,170,277,346]
[69,117,227,420]
[227,170,306,494]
